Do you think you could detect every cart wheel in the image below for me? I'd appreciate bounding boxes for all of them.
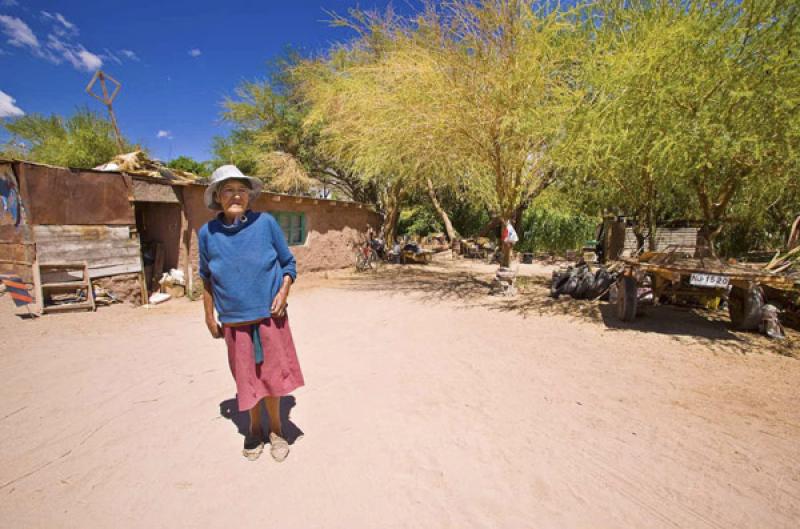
[616,276,638,322]
[728,286,764,330]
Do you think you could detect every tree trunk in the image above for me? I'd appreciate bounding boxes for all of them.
[646,209,658,252]
[477,198,530,239]
[501,241,512,267]
[381,180,404,245]
[632,223,647,255]
[425,177,457,242]
[384,204,401,246]
[697,225,722,258]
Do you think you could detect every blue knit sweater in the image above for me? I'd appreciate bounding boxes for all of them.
[198,210,297,324]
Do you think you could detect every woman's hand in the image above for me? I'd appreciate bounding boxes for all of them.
[271,289,288,317]
[271,275,292,318]
[202,279,222,339]
[206,317,223,339]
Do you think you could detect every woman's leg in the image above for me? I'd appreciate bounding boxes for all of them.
[249,398,264,438]
[265,397,289,461]
[265,396,282,437]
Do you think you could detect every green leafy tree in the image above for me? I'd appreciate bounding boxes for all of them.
[299,2,585,262]
[168,155,211,177]
[1,107,133,168]
[211,130,262,178]
[214,49,375,202]
[573,0,800,255]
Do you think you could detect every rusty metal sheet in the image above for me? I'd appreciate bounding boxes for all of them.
[17,163,135,225]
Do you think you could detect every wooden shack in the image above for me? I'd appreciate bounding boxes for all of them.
[1,160,146,311]
[601,217,701,261]
[1,160,381,310]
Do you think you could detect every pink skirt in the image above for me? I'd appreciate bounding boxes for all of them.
[223,316,305,412]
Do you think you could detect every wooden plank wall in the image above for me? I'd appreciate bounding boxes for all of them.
[622,227,700,256]
[33,225,142,279]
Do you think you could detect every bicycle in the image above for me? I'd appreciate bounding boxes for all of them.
[353,242,381,272]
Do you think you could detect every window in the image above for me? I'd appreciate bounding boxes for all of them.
[272,212,306,246]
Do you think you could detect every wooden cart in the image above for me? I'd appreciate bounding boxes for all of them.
[401,249,433,264]
[615,247,798,329]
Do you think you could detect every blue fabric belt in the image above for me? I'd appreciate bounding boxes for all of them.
[251,323,264,365]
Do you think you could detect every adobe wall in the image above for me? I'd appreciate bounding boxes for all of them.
[179,185,381,290]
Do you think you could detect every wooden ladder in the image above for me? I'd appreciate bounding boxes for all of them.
[32,261,96,314]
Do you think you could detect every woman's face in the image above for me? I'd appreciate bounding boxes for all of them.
[217,179,251,217]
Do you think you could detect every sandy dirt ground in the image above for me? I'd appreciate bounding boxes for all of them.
[1,259,799,529]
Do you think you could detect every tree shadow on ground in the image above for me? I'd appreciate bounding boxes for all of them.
[337,265,798,357]
[337,265,494,304]
[218,395,304,444]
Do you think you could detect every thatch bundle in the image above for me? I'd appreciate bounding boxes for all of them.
[95,151,198,182]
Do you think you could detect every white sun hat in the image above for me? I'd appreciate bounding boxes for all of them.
[204,165,263,210]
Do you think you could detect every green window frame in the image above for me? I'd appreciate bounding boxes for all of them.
[272,211,307,246]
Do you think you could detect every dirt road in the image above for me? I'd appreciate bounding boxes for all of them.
[1,262,798,528]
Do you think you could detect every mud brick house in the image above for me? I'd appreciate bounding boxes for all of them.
[0,160,380,308]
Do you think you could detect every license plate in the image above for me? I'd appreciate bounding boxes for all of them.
[690,273,729,288]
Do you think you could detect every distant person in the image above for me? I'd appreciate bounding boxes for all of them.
[198,165,304,462]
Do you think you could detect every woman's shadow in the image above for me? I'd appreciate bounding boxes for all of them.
[218,396,304,444]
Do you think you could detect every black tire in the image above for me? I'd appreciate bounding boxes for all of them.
[616,276,638,322]
[728,286,764,330]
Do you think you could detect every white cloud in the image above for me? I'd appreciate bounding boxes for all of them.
[0,13,104,72]
[0,15,39,49]
[103,48,121,64]
[156,130,173,140]
[76,48,102,70]
[188,48,201,57]
[103,48,140,64]
[120,49,139,61]
[46,34,102,72]
[0,90,24,118]
[41,11,78,37]
[1,1,19,8]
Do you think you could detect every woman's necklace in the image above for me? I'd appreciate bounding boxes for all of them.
[222,213,249,228]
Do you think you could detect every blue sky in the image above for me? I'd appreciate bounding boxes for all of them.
[0,0,415,163]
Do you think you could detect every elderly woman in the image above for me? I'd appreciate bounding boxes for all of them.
[199,165,304,462]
